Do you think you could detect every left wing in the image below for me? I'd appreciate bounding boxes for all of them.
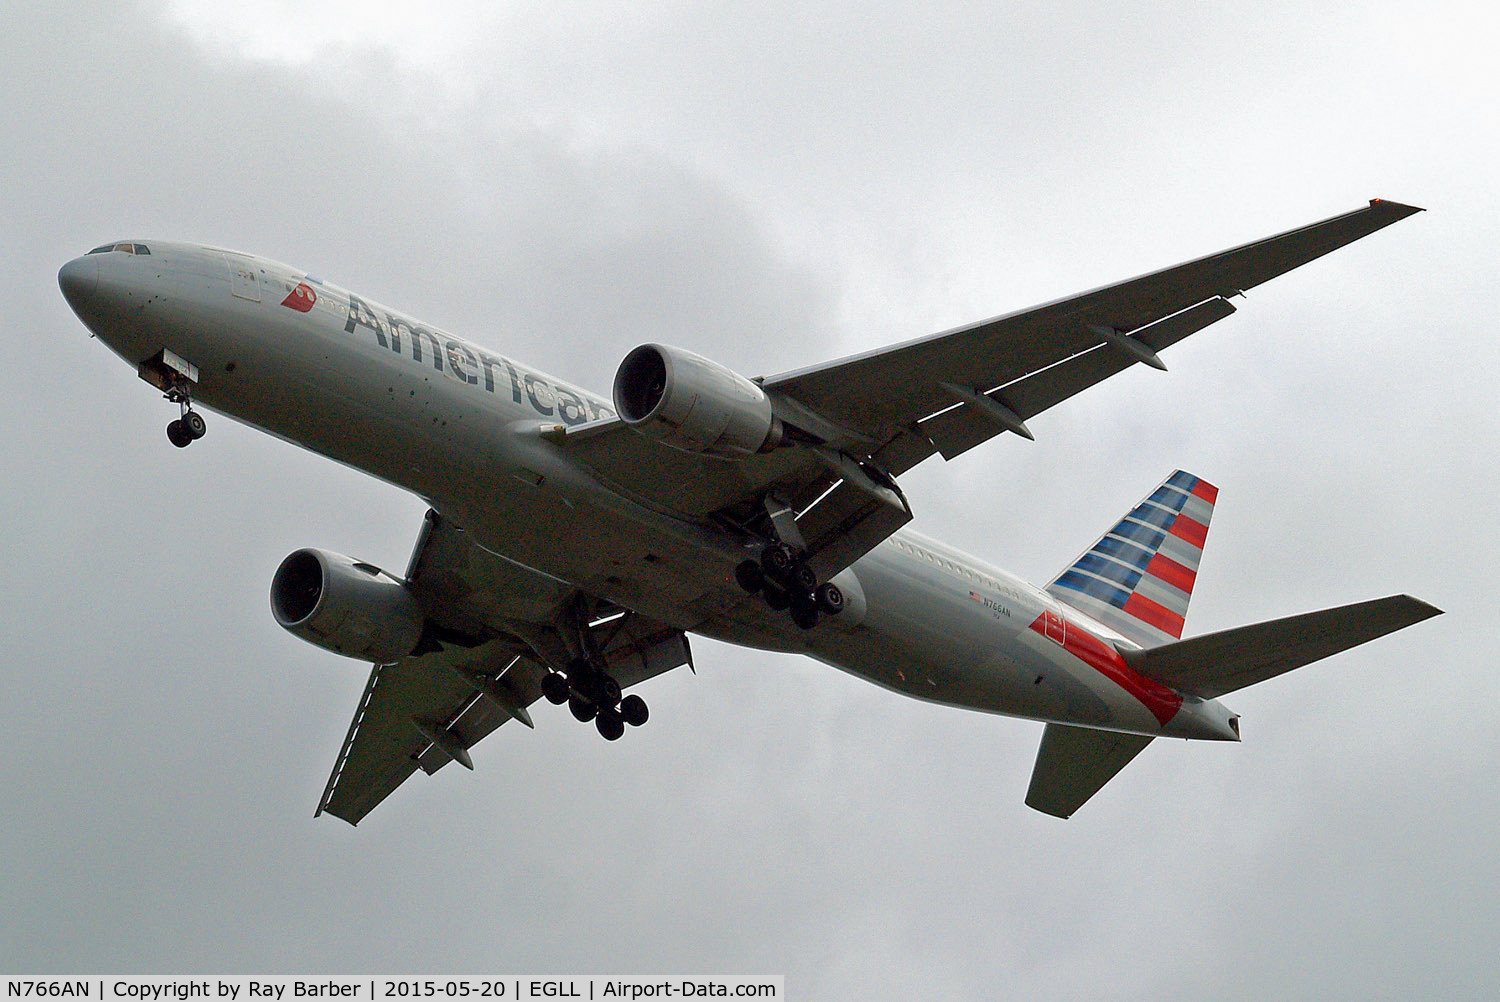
[316,641,546,826]
[764,199,1422,473]
[316,510,692,826]
[558,200,1420,580]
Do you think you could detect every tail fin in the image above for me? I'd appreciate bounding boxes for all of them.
[1047,470,1217,647]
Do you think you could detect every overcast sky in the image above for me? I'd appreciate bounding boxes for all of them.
[3,1,1497,996]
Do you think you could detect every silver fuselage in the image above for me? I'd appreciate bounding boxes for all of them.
[59,241,1239,742]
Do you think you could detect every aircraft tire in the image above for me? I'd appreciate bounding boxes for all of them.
[815,582,845,616]
[790,602,820,630]
[183,410,207,439]
[760,544,794,579]
[620,694,649,727]
[166,419,192,448]
[541,672,571,705]
[762,583,791,611]
[597,672,622,706]
[595,709,625,741]
[735,559,765,593]
[790,562,818,592]
[569,692,597,722]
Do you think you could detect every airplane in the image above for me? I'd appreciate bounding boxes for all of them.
[57,200,1440,824]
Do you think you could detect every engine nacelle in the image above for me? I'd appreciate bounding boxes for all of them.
[270,548,424,663]
[613,343,782,457]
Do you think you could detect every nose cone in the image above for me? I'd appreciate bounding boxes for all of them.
[58,255,99,314]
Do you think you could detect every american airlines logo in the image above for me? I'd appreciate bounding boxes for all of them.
[341,292,615,426]
[281,280,317,312]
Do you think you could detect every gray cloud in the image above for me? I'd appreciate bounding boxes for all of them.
[3,1,1495,998]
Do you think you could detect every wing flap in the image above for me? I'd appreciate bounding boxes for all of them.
[559,419,832,517]
[766,200,1421,448]
[316,510,696,825]
[919,297,1237,460]
[316,640,543,825]
[1121,594,1442,699]
[1026,723,1154,819]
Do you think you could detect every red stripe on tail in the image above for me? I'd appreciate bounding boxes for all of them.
[1168,514,1208,548]
[1145,553,1196,594]
[1123,592,1186,638]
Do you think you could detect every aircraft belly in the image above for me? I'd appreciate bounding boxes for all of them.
[188,324,1169,737]
[143,268,1182,737]
[169,301,777,633]
[793,544,1169,734]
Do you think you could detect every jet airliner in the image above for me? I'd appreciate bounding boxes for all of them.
[58,201,1439,823]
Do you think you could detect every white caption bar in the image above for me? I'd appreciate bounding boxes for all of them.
[3,978,783,1002]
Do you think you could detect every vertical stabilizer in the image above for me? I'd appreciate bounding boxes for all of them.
[1046,470,1216,647]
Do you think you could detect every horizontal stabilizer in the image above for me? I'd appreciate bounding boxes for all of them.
[1121,594,1442,699]
[1026,723,1154,819]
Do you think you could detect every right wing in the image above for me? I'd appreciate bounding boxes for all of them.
[315,641,546,826]
[316,510,693,826]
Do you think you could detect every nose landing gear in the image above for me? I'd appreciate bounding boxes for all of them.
[139,348,207,448]
[166,401,207,448]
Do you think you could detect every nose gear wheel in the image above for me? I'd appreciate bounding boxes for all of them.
[163,380,207,448]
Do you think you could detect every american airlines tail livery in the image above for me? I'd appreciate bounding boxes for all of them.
[58,200,1439,823]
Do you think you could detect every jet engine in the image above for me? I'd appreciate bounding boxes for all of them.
[270,548,424,663]
[613,343,783,457]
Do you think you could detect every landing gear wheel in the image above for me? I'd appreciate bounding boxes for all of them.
[597,673,622,706]
[790,600,821,630]
[790,562,818,592]
[734,559,765,593]
[595,708,625,741]
[619,694,649,727]
[814,581,845,616]
[541,672,571,705]
[182,410,207,440]
[166,419,192,448]
[760,543,795,580]
[762,582,791,611]
[568,692,597,722]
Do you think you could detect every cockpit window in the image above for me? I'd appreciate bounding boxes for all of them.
[86,243,151,255]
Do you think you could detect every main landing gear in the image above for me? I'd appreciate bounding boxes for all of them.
[539,658,649,742]
[735,543,845,630]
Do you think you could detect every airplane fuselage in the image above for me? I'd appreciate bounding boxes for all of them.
[59,241,1240,743]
